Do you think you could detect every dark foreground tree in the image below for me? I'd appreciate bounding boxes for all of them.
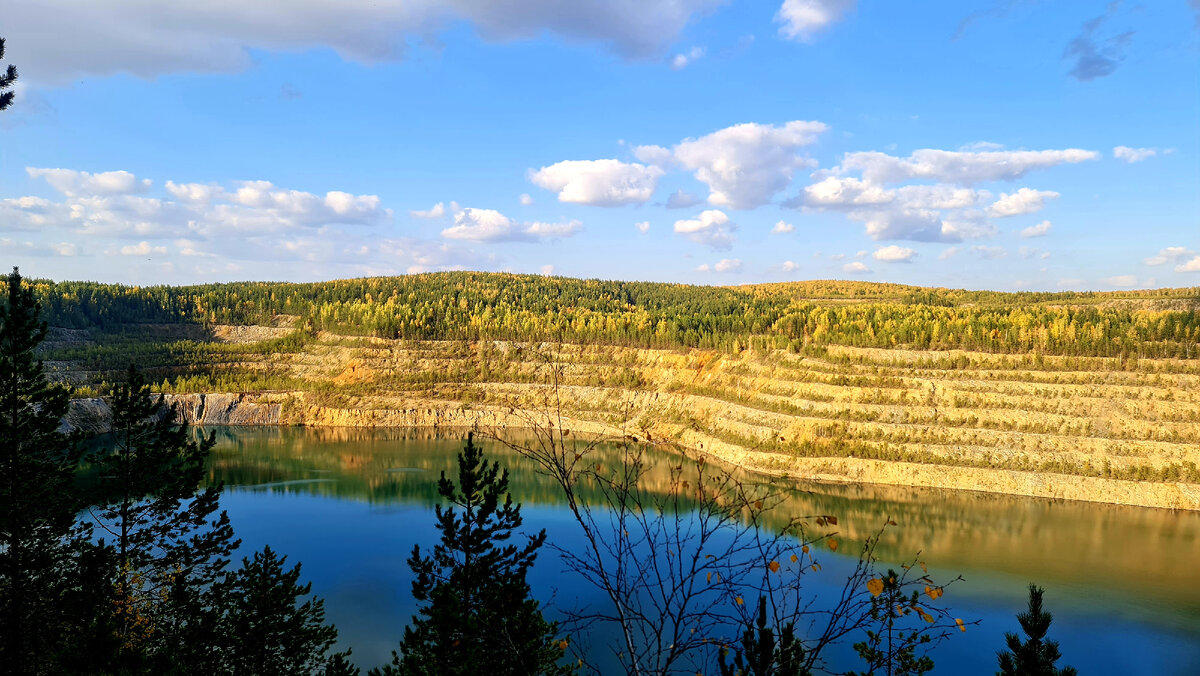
[719,596,808,676]
[996,585,1077,676]
[0,267,87,673]
[89,365,238,670]
[375,434,570,676]
[0,37,16,111]
[219,545,357,675]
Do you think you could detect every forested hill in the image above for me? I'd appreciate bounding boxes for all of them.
[30,273,1200,358]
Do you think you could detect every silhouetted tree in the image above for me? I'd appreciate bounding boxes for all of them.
[719,596,808,676]
[375,434,570,676]
[996,585,1077,676]
[90,365,237,669]
[0,37,16,111]
[219,545,357,675]
[0,267,88,673]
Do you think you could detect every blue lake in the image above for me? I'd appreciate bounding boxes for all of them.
[203,427,1200,674]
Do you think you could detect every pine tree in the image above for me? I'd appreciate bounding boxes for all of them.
[0,267,87,673]
[719,596,808,676]
[996,585,1077,676]
[0,37,16,112]
[376,434,571,676]
[90,364,238,670]
[219,545,357,676]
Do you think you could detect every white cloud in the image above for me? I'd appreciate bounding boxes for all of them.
[842,261,870,273]
[1104,274,1139,288]
[540,264,555,276]
[5,168,393,239]
[797,146,1094,243]
[1113,146,1157,163]
[776,0,855,41]
[1019,220,1052,238]
[835,148,1098,185]
[529,159,662,206]
[119,241,168,256]
[0,238,79,257]
[664,188,703,209]
[714,258,743,273]
[635,221,651,233]
[632,144,675,167]
[1019,246,1051,260]
[519,193,534,206]
[771,220,795,234]
[1176,256,1200,273]
[440,207,581,242]
[987,188,1059,217]
[8,0,727,84]
[780,260,799,272]
[671,46,705,70]
[938,246,961,260]
[970,245,1007,260]
[674,120,828,209]
[673,209,736,250]
[1144,247,1194,266]
[26,168,151,197]
[872,245,916,263]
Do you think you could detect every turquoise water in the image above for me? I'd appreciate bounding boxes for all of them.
[204,427,1200,674]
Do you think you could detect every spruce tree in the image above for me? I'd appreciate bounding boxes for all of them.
[0,36,16,112]
[0,267,87,673]
[996,585,1077,676]
[219,545,357,676]
[376,434,570,676]
[719,596,808,676]
[90,364,237,670]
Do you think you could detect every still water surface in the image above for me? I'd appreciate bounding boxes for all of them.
[203,427,1200,674]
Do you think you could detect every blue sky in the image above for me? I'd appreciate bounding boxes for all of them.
[1,0,1197,290]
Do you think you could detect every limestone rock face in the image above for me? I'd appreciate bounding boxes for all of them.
[61,393,281,434]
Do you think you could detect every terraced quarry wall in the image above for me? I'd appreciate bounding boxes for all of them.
[56,327,1200,511]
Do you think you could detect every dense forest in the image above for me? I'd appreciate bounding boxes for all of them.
[31,273,1200,358]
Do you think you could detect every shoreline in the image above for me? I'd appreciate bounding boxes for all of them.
[64,392,1200,512]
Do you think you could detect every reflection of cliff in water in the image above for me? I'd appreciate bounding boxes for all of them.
[203,426,1200,622]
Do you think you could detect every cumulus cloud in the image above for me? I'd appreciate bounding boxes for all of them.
[834,148,1097,185]
[3,168,393,240]
[1113,146,1157,163]
[7,0,727,83]
[635,221,650,233]
[674,120,828,209]
[1144,246,1194,266]
[529,159,662,206]
[673,209,736,250]
[26,168,151,197]
[1019,220,1052,238]
[771,220,795,234]
[872,245,916,263]
[664,188,703,209]
[632,144,676,168]
[776,0,855,41]
[938,246,961,260]
[440,207,581,242]
[1104,274,1139,288]
[671,46,705,69]
[842,261,870,273]
[779,260,799,272]
[0,238,79,257]
[987,188,1059,217]
[519,193,534,206]
[540,264,555,276]
[696,258,742,273]
[119,241,168,256]
[1177,256,1200,273]
[796,146,1095,243]
[970,245,1007,260]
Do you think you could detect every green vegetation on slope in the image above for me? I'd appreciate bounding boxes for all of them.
[31,273,1200,358]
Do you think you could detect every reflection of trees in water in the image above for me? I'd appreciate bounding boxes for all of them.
[201,427,1200,619]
